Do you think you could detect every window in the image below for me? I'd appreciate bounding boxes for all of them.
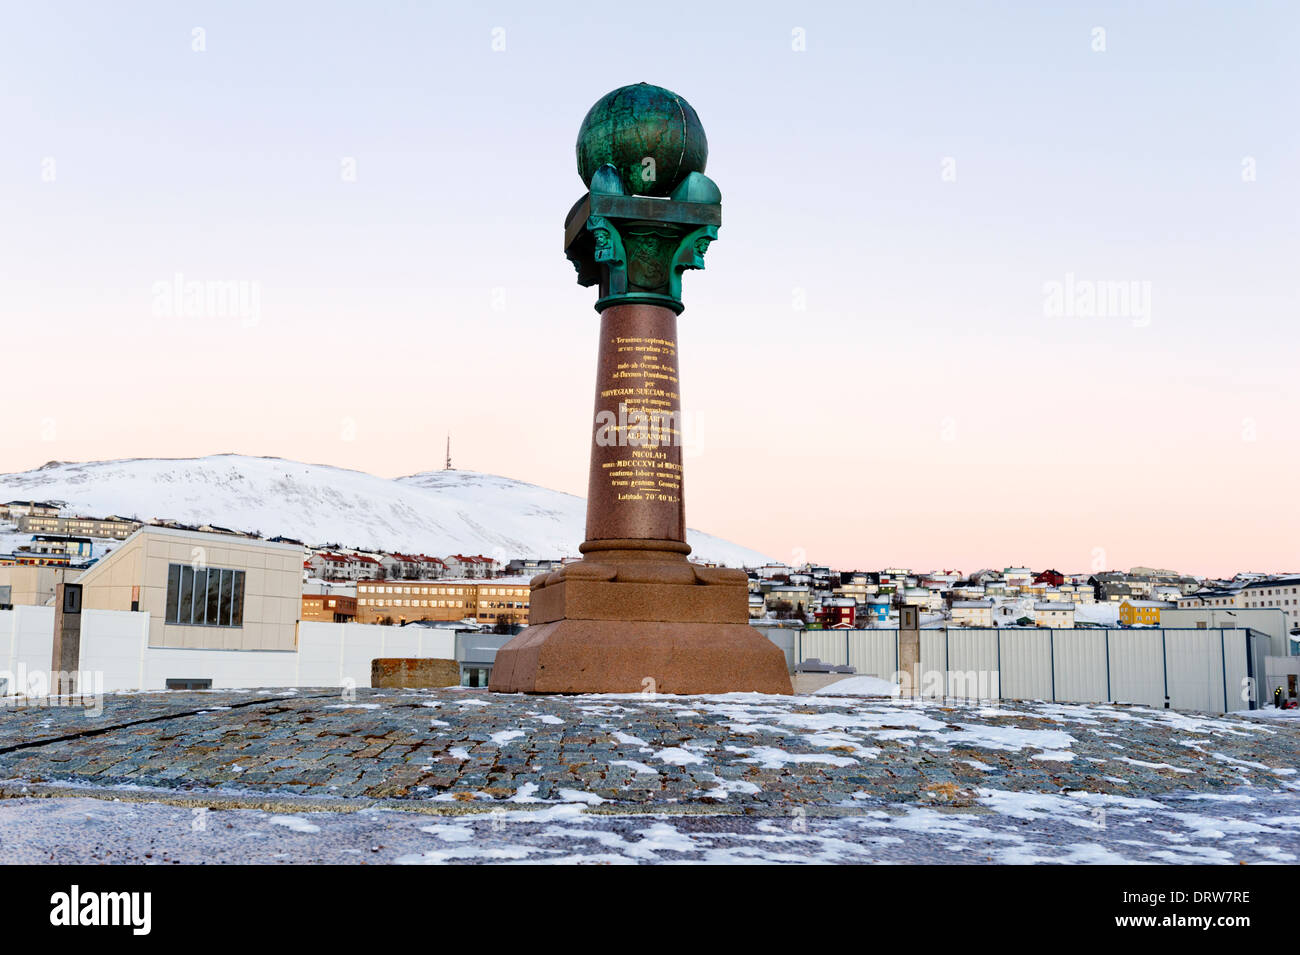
[166,678,213,690]
[165,563,246,627]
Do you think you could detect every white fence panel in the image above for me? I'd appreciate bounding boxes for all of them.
[847,631,898,681]
[998,630,1054,701]
[1223,630,1253,713]
[0,606,55,693]
[1052,629,1109,704]
[141,647,296,691]
[919,631,948,699]
[296,621,346,688]
[941,629,1000,700]
[78,609,148,691]
[799,630,848,667]
[299,622,457,689]
[1164,629,1237,714]
[1106,630,1167,707]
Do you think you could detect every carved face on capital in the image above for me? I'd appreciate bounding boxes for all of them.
[683,227,717,270]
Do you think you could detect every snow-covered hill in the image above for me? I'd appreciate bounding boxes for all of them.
[0,455,770,566]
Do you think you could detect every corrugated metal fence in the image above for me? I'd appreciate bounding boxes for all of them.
[797,627,1266,714]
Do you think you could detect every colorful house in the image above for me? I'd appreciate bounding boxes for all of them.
[1033,569,1065,588]
[814,598,856,629]
[866,597,892,623]
[1119,600,1174,626]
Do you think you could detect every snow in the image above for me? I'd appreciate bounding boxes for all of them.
[812,676,900,698]
[655,747,706,766]
[417,823,474,842]
[556,789,608,805]
[948,724,1077,753]
[1072,603,1121,627]
[268,814,321,834]
[611,731,648,747]
[725,745,859,769]
[609,760,658,775]
[1234,708,1300,721]
[0,454,769,565]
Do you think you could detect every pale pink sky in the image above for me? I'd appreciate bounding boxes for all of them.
[3,3,1297,578]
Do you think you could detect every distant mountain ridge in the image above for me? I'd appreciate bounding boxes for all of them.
[0,454,770,566]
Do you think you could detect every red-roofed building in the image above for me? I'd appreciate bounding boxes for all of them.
[1033,569,1065,588]
[443,554,502,579]
[307,551,382,582]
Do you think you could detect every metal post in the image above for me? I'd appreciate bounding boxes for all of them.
[1219,630,1228,714]
[1244,629,1257,711]
[1104,627,1112,702]
[944,627,951,700]
[996,628,1002,701]
[1160,630,1170,709]
[1048,628,1056,702]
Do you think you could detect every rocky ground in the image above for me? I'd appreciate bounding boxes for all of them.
[0,688,1295,864]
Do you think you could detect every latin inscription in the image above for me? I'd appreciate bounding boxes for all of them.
[597,335,682,504]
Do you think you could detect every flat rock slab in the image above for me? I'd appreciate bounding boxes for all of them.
[0,689,1296,863]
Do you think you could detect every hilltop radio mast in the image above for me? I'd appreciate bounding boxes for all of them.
[445,434,453,471]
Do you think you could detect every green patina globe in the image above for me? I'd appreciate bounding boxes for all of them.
[576,83,708,197]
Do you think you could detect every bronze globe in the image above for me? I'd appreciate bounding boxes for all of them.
[576,83,708,197]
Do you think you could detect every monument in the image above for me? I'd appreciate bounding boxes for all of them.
[489,83,793,695]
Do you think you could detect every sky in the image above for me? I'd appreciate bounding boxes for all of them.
[2,1,1297,577]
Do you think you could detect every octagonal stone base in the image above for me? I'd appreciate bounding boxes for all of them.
[488,619,792,695]
[488,551,792,695]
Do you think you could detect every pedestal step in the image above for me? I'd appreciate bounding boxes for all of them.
[489,620,792,695]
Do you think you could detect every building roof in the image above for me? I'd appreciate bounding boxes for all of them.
[1243,577,1300,590]
[116,524,303,553]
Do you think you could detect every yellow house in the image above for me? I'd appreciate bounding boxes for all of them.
[1119,599,1173,626]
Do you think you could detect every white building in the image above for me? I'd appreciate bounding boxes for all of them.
[1033,602,1076,629]
[76,525,304,653]
[950,600,994,628]
[1239,577,1300,635]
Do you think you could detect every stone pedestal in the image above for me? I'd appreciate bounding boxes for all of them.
[490,541,791,694]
